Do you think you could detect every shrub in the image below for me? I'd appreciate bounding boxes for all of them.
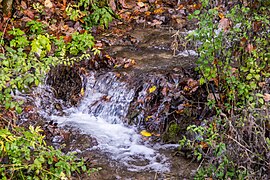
[180,0,269,179]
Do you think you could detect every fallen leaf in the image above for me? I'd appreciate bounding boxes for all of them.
[258,82,265,87]
[140,130,152,137]
[218,18,231,32]
[145,116,152,121]
[207,93,220,101]
[80,88,84,96]
[150,19,162,26]
[149,86,157,93]
[177,4,184,10]
[145,11,151,16]
[246,43,255,53]
[154,7,165,14]
[263,93,270,102]
[24,10,35,19]
[199,141,208,149]
[161,87,168,96]
[109,0,117,11]
[119,0,133,9]
[137,2,145,7]
[21,1,27,9]
[218,12,224,19]
[63,35,72,43]
[45,0,53,8]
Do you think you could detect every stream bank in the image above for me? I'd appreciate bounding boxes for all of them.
[18,2,206,179]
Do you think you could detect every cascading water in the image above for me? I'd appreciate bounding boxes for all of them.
[35,71,171,172]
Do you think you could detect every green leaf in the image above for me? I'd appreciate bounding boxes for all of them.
[15,105,22,114]
[246,74,253,80]
[194,10,200,15]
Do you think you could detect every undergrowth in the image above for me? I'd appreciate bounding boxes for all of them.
[0,126,99,179]
[180,0,270,179]
[0,0,114,178]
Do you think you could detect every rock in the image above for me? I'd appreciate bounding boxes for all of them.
[46,64,83,105]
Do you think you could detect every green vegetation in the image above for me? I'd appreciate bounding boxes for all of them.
[1,0,269,178]
[0,0,114,178]
[180,0,269,179]
[65,0,114,29]
[0,126,98,179]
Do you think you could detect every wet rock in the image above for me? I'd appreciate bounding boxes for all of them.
[46,64,83,105]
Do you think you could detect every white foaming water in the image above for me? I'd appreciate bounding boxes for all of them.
[40,72,170,172]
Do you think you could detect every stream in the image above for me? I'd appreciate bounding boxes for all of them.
[34,26,199,179]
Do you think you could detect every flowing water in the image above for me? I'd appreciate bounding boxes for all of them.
[36,72,174,172]
[34,27,199,178]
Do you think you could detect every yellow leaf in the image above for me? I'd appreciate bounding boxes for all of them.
[145,116,152,121]
[140,130,152,137]
[80,88,85,96]
[149,86,156,93]
[218,12,224,19]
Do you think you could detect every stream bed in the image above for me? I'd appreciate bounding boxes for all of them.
[32,26,200,179]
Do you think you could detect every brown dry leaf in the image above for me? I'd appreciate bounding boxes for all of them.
[151,19,162,26]
[116,73,121,78]
[207,93,220,101]
[131,59,136,65]
[253,21,262,32]
[24,105,34,112]
[119,12,131,22]
[231,67,237,74]
[176,109,184,114]
[94,41,103,48]
[49,24,58,32]
[193,3,201,10]
[63,35,72,43]
[258,82,266,88]
[263,93,270,102]
[24,9,35,19]
[145,11,151,16]
[45,0,53,8]
[109,0,117,11]
[218,18,231,32]
[21,1,27,9]
[200,141,208,149]
[240,37,247,47]
[124,63,130,68]
[161,87,168,96]
[137,2,145,8]
[21,17,32,22]
[119,0,133,9]
[212,77,219,87]
[154,8,165,14]
[177,4,184,10]
[186,78,199,93]
[246,43,255,53]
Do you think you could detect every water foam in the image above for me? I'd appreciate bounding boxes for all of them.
[40,72,170,172]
